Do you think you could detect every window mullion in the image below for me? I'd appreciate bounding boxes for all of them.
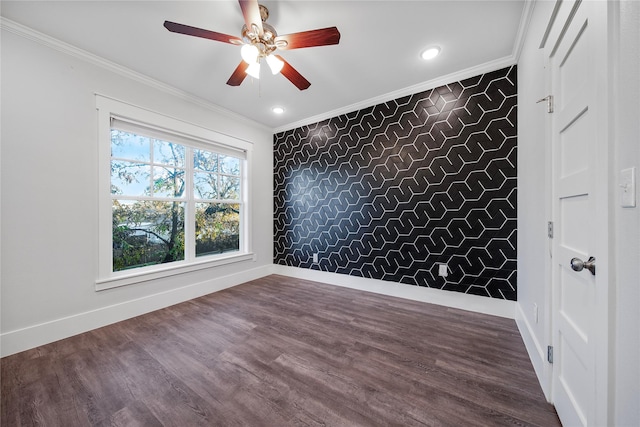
[149,139,155,197]
[240,159,246,253]
[185,146,196,261]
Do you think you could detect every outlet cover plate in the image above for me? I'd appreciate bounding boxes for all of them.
[438,264,448,277]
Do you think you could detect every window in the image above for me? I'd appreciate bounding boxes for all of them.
[96,96,253,290]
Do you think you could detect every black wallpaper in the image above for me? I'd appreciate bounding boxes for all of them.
[274,66,517,300]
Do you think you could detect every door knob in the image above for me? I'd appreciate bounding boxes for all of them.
[570,256,596,276]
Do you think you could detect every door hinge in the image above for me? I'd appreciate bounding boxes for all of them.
[537,95,554,113]
[547,345,554,364]
[548,221,554,238]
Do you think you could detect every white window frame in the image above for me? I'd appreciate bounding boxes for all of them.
[95,94,253,291]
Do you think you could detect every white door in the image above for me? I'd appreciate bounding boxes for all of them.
[547,1,609,426]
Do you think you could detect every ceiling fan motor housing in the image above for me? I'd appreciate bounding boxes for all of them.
[241,5,285,57]
[258,4,269,22]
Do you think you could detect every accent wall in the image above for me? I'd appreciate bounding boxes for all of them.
[274,66,517,300]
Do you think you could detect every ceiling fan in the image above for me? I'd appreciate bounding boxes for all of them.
[163,0,341,90]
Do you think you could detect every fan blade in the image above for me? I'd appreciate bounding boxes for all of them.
[238,0,263,36]
[164,21,242,44]
[275,55,311,90]
[227,61,250,86]
[274,27,340,50]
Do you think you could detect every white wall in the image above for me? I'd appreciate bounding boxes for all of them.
[518,1,640,422]
[515,0,555,399]
[612,1,640,424]
[0,26,274,356]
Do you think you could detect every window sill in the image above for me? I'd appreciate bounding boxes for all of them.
[95,252,255,291]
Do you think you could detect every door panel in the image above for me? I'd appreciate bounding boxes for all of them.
[560,195,588,253]
[550,2,598,426]
[559,22,588,104]
[559,109,589,180]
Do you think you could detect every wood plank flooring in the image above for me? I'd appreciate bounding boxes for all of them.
[1,274,560,426]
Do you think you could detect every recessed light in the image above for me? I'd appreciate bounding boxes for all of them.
[272,106,285,114]
[421,46,441,60]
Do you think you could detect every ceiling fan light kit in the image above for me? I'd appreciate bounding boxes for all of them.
[246,61,261,79]
[265,54,284,75]
[163,0,341,90]
[240,43,259,64]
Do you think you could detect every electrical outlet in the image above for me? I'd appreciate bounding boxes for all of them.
[438,263,448,277]
[313,253,318,263]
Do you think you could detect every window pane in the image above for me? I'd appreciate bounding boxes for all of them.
[153,140,185,167]
[195,203,240,257]
[194,172,217,199]
[112,200,185,271]
[194,149,217,172]
[111,161,150,196]
[152,166,185,198]
[111,130,150,162]
[219,155,240,175]
[219,175,240,200]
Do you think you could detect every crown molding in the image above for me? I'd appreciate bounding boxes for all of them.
[273,1,534,134]
[2,0,533,137]
[273,55,517,134]
[0,17,270,132]
[512,0,536,61]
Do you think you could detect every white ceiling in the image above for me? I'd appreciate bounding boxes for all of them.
[1,1,527,131]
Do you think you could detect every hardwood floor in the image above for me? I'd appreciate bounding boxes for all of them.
[1,275,560,426]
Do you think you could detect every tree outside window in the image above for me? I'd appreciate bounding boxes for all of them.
[110,129,241,272]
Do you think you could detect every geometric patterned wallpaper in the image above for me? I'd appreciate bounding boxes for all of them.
[274,66,517,300]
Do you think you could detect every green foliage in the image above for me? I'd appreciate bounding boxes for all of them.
[111,129,241,271]
[195,203,240,257]
[112,200,185,271]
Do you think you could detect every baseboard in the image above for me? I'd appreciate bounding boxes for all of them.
[0,264,272,357]
[1,264,517,357]
[272,265,516,319]
[515,302,552,401]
